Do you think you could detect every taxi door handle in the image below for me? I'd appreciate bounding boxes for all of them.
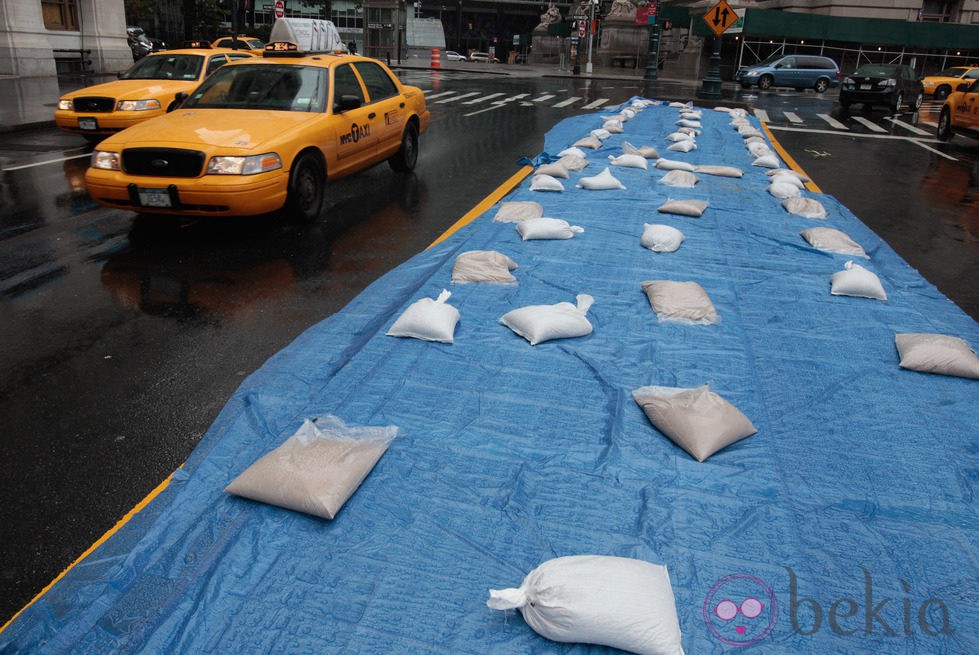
[368,112,376,119]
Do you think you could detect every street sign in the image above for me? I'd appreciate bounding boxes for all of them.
[274,0,285,19]
[702,0,737,37]
[578,22,586,37]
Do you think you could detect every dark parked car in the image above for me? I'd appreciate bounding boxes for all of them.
[839,64,924,113]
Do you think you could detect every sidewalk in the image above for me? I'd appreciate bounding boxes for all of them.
[0,61,738,134]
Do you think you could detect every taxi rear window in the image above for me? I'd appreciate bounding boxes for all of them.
[184,64,327,112]
[122,54,204,81]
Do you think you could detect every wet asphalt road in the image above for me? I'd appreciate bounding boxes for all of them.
[1,71,977,623]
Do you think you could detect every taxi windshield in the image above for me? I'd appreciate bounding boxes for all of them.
[183,64,327,112]
[121,54,204,81]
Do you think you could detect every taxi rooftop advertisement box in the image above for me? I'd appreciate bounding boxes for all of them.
[269,18,345,52]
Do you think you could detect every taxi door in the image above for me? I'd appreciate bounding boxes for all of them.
[350,61,406,160]
[958,80,979,130]
[330,63,378,176]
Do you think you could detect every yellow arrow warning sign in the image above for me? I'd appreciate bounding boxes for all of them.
[703,0,738,37]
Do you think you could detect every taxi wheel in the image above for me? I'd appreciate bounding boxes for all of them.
[936,107,954,142]
[934,86,950,100]
[286,153,325,222]
[388,123,418,172]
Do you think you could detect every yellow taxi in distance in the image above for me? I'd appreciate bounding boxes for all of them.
[921,66,979,100]
[56,46,255,141]
[85,46,430,222]
[936,77,979,142]
[212,36,265,50]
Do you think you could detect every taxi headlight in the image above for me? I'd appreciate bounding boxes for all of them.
[116,99,162,111]
[91,151,121,171]
[57,99,74,111]
[206,153,283,175]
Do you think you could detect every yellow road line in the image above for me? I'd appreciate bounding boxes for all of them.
[761,122,823,194]
[0,471,177,634]
[427,165,534,249]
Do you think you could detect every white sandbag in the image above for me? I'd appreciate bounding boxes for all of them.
[693,164,744,178]
[500,294,594,345]
[452,250,519,283]
[894,333,979,379]
[766,168,810,183]
[679,109,702,119]
[642,279,719,323]
[494,201,543,223]
[666,131,694,142]
[535,162,570,178]
[747,141,773,158]
[667,140,697,153]
[556,154,589,172]
[602,119,624,133]
[225,415,398,520]
[800,227,866,257]
[657,199,708,217]
[655,158,696,172]
[577,167,626,190]
[387,289,461,343]
[623,141,660,159]
[660,170,699,188]
[752,155,781,169]
[677,127,700,137]
[830,260,887,300]
[557,146,588,158]
[641,223,685,252]
[632,384,757,461]
[770,172,805,189]
[573,134,603,149]
[487,555,684,655]
[608,153,649,169]
[676,118,702,129]
[591,128,612,140]
[783,197,828,219]
[530,174,565,192]
[767,181,801,199]
[516,217,584,240]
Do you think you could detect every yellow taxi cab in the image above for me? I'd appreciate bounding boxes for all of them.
[85,43,430,222]
[212,35,266,51]
[921,66,979,100]
[936,77,979,141]
[55,44,255,141]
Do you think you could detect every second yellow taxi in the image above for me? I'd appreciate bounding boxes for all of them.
[85,45,430,222]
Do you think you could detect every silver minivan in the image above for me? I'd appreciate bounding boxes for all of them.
[736,54,841,92]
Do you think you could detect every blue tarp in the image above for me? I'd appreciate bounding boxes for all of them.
[3,100,977,654]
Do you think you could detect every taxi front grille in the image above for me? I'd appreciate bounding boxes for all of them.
[122,148,205,178]
[73,96,115,113]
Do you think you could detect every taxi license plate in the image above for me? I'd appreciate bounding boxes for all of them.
[859,84,872,90]
[138,188,172,208]
[78,117,98,130]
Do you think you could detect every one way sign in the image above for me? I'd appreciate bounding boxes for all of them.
[702,0,738,36]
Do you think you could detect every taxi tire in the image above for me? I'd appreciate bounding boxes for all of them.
[936,106,954,142]
[388,123,418,172]
[934,85,951,101]
[286,153,325,223]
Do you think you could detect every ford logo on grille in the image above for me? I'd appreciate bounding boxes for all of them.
[151,159,169,168]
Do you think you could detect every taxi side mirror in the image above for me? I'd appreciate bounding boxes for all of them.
[335,94,362,113]
[956,82,971,91]
[169,92,189,111]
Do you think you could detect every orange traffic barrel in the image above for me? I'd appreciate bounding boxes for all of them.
[431,48,441,69]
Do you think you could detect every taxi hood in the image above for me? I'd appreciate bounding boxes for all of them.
[66,79,197,99]
[101,109,321,151]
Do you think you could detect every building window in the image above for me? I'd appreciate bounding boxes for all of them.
[42,0,79,31]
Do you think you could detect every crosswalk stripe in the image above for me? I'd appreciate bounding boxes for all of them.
[885,117,931,136]
[783,111,803,123]
[754,109,770,122]
[436,92,481,104]
[553,96,581,108]
[817,113,849,130]
[425,91,457,100]
[462,92,504,104]
[533,94,556,102]
[582,98,610,109]
[851,115,887,133]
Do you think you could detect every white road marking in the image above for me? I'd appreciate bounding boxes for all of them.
[4,152,91,171]
[581,98,610,109]
[817,113,849,130]
[462,93,530,117]
[783,111,804,123]
[436,92,481,104]
[533,94,556,103]
[553,96,581,108]
[461,92,504,104]
[885,117,930,136]
[767,124,957,161]
[424,91,457,100]
[753,109,770,122]
[851,115,887,133]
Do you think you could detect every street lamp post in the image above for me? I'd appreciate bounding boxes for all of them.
[585,0,597,74]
